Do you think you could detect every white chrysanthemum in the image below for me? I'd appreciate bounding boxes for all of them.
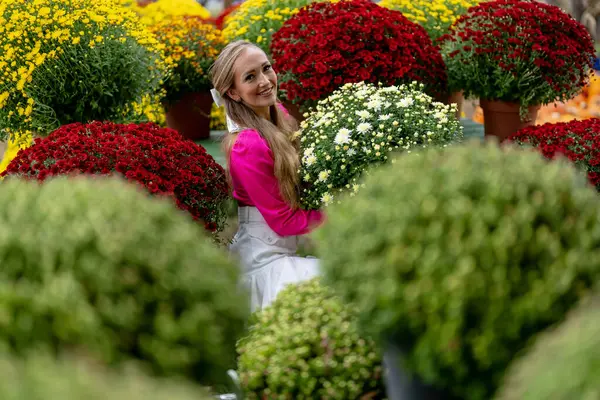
[367,98,382,110]
[355,110,371,120]
[357,122,372,133]
[321,192,333,206]
[397,97,414,108]
[318,170,330,182]
[304,154,317,166]
[347,148,356,156]
[334,128,351,145]
[303,146,315,157]
[379,114,391,121]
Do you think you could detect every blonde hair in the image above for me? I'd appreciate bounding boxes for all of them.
[209,40,300,208]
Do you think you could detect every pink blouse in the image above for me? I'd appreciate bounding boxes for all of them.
[229,129,324,236]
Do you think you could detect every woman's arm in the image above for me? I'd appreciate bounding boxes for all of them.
[230,130,324,236]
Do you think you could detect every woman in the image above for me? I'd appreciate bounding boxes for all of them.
[209,40,324,311]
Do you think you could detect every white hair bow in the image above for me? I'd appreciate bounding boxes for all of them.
[210,88,242,133]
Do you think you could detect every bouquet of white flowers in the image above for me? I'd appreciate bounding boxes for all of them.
[298,81,463,210]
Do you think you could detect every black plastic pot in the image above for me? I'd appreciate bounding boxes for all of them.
[383,341,454,400]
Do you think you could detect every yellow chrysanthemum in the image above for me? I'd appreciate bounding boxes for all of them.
[134,0,211,25]
[223,0,332,53]
[379,0,482,41]
[149,16,225,103]
[0,131,33,175]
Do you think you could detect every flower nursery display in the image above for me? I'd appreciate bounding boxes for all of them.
[149,16,225,139]
[316,141,600,400]
[0,0,169,141]
[271,0,447,109]
[439,0,595,140]
[379,0,481,41]
[133,0,211,25]
[222,0,318,53]
[509,118,600,190]
[1,121,229,232]
[0,176,248,387]
[237,279,385,399]
[298,81,462,210]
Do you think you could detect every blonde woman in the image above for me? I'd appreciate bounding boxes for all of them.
[209,40,324,311]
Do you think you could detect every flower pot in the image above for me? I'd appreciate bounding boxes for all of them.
[281,99,305,122]
[165,92,213,141]
[383,341,455,400]
[480,99,540,142]
[447,91,464,119]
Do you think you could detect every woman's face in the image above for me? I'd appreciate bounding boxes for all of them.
[227,46,277,119]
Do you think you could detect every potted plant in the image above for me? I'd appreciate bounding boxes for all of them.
[0,0,168,142]
[439,0,595,141]
[149,16,225,140]
[297,81,462,210]
[270,0,448,118]
[0,352,215,400]
[1,121,230,232]
[378,0,482,117]
[509,118,600,191]
[315,141,600,400]
[237,279,385,399]
[0,176,248,388]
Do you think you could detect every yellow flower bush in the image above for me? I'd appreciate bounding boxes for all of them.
[135,0,211,26]
[379,0,481,41]
[149,16,225,104]
[222,0,327,53]
[0,0,169,141]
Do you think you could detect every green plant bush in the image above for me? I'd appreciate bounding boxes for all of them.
[0,352,213,400]
[315,141,600,400]
[0,176,248,387]
[237,279,385,399]
[496,295,600,400]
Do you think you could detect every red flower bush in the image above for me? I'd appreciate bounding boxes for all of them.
[1,121,229,231]
[440,0,594,116]
[270,0,447,106]
[509,119,600,189]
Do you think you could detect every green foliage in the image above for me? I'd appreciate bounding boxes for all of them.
[0,176,248,387]
[315,141,600,400]
[29,30,164,133]
[0,352,213,400]
[496,295,600,400]
[237,279,385,399]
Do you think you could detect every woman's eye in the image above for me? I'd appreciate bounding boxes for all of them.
[264,65,272,71]
[245,74,254,81]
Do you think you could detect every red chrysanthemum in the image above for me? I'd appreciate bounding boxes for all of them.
[440,0,594,109]
[509,118,600,189]
[270,0,447,106]
[1,121,229,232]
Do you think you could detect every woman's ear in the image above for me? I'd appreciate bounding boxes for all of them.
[227,88,241,102]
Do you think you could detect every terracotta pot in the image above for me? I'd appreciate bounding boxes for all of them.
[447,91,464,120]
[480,99,540,142]
[281,99,305,122]
[165,92,213,141]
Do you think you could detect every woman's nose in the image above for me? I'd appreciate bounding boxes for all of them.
[257,73,269,86]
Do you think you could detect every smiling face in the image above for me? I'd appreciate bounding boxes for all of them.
[226,46,277,119]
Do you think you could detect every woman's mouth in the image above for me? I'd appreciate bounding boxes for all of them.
[258,87,273,97]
